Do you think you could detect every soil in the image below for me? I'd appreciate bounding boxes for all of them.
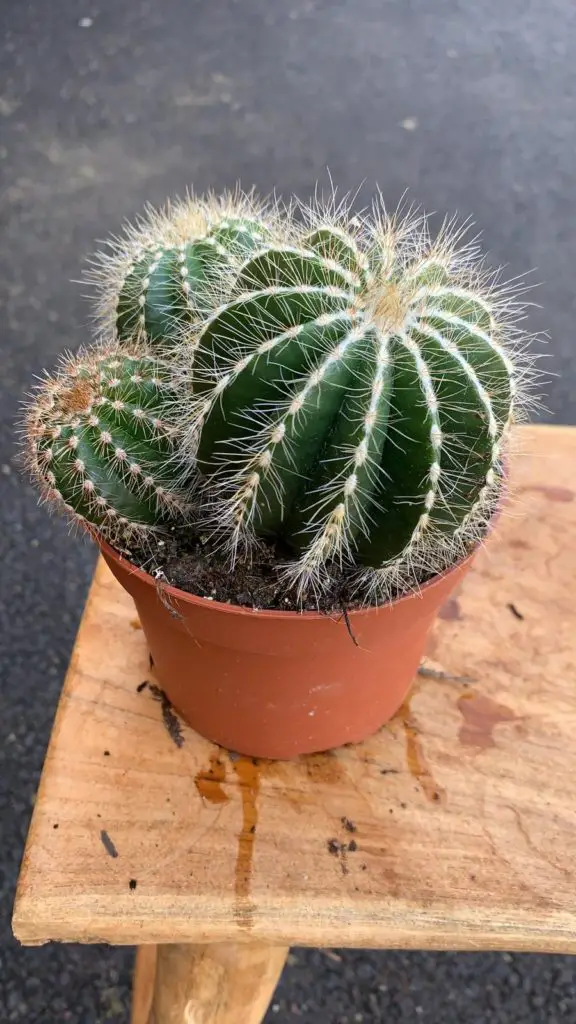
[118,526,474,614]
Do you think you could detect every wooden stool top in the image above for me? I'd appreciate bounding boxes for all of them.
[13,425,576,953]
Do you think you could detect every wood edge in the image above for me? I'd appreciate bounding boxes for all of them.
[11,896,576,954]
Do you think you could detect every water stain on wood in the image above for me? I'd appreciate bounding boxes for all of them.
[438,597,462,621]
[457,693,518,750]
[520,485,574,503]
[194,752,229,805]
[397,699,446,804]
[300,750,346,784]
[231,755,260,929]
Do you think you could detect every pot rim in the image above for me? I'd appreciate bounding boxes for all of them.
[97,533,479,621]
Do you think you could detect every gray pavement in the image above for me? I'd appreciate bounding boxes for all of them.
[1,1,575,1021]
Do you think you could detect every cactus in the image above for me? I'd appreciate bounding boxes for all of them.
[87,191,276,349]
[25,345,186,543]
[25,191,537,605]
[183,201,533,598]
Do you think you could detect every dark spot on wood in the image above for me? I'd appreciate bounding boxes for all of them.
[470,873,477,881]
[341,816,357,833]
[328,836,354,873]
[400,802,407,809]
[148,652,154,670]
[100,830,118,858]
[130,618,142,630]
[53,823,59,829]
[103,750,110,756]
[380,768,400,775]
[136,680,148,693]
[361,863,367,871]
[438,597,462,621]
[249,824,256,834]
[457,693,519,750]
[348,839,358,852]
[507,602,524,620]
[149,683,184,748]
[129,879,137,890]
[509,538,530,549]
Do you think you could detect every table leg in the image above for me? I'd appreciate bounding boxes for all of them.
[142,942,288,1024]
[131,945,158,1024]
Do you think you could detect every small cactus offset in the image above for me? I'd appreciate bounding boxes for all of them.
[87,191,276,349]
[184,200,534,598]
[25,346,186,543]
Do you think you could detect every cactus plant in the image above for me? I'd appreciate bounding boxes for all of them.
[25,345,187,543]
[25,191,536,605]
[87,191,276,349]
[182,201,533,598]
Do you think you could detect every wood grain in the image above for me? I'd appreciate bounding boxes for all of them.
[12,426,576,952]
[148,944,288,1024]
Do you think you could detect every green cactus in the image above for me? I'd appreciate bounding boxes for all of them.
[184,204,529,596]
[87,192,275,349]
[26,192,536,604]
[26,346,186,542]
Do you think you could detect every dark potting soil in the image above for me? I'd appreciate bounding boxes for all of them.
[118,526,471,614]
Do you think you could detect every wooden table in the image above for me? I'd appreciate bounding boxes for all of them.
[12,425,576,1023]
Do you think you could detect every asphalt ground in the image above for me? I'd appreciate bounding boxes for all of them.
[1,1,575,1020]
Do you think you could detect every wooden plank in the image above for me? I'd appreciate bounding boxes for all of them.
[12,425,576,952]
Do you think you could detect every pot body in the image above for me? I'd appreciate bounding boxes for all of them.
[101,542,471,759]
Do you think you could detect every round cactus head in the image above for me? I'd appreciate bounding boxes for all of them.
[25,345,187,543]
[86,190,278,350]
[183,200,535,597]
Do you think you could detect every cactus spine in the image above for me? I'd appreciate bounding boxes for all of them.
[87,192,276,349]
[184,204,528,596]
[26,347,186,542]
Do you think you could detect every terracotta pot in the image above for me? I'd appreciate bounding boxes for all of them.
[100,539,472,759]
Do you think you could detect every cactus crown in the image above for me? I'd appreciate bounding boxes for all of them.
[26,189,538,605]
